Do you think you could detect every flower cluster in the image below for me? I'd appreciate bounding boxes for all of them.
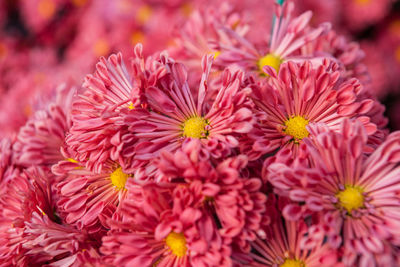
[1,0,400,266]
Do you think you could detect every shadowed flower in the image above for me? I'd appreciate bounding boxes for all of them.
[267,119,400,266]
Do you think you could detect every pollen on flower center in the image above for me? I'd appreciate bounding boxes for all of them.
[336,186,364,213]
[258,53,282,74]
[38,0,56,19]
[280,258,305,267]
[110,167,130,189]
[182,117,208,139]
[395,46,400,63]
[284,116,309,140]
[165,232,187,257]
[355,0,371,6]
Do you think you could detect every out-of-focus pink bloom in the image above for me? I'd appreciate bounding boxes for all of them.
[125,54,253,164]
[19,0,68,33]
[101,183,232,266]
[217,0,330,76]
[244,60,376,160]
[158,139,266,252]
[340,0,392,31]
[13,85,75,168]
[376,17,400,90]
[304,29,369,85]
[267,119,400,266]
[294,0,341,27]
[360,42,390,98]
[171,2,249,70]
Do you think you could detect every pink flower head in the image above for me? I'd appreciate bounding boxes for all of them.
[217,0,330,76]
[245,60,376,159]
[238,198,340,267]
[101,182,232,266]
[13,84,75,168]
[22,212,100,267]
[158,139,267,252]
[267,119,400,265]
[125,54,253,163]
[66,44,164,173]
[54,157,133,234]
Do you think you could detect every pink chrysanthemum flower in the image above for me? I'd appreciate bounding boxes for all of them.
[236,198,340,267]
[13,84,75,168]
[267,119,400,266]
[158,139,266,252]
[0,167,57,265]
[53,157,133,233]
[101,182,232,266]
[217,0,330,76]
[244,60,376,159]
[22,212,101,267]
[125,54,253,162]
[66,44,164,173]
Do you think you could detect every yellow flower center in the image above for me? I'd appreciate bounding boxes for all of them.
[165,232,187,257]
[71,0,87,7]
[212,51,221,59]
[284,116,309,140]
[38,0,56,19]
[66,158,78,163]
[336,186,364,213]
[182,117,208,139]
[280,259,305,267]
[93,39,110,57]
[131,31,145,45]
[136,5,152,24]
[395,46,400,64]
[110,167,130,189]
[258,53,282,74]
[355,0,371,5]
[0,43,6,59]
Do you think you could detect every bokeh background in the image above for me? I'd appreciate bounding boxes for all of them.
[0,0,399,137]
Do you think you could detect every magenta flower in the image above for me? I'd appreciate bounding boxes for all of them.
[101,183,232,266]
[124,54,253,163]
[244,60,376,159]
[267,119,400,266]
[54,157,133,233]
[158,139,267,252]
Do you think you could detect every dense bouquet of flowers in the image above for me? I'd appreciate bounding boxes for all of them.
[1,0,400,266]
